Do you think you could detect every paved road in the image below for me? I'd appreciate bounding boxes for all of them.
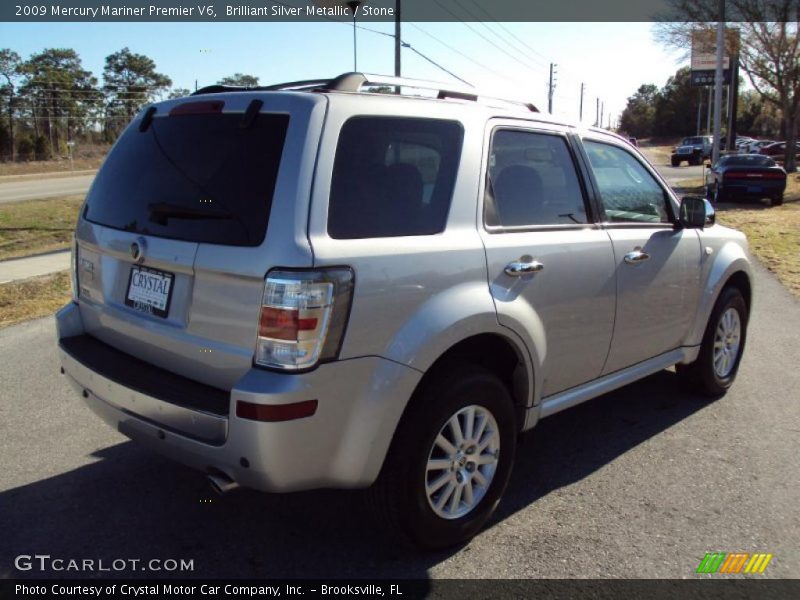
[639,148,706,188]
[0,174,94,204]
[0,261,797,579]
[0,250,70,284]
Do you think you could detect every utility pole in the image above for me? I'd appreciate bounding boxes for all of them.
[347,1,361,71]
[579,82,584,121]
[727,49,740,151]
[595,97,600,127]
[712,0,725,165]
[696,88,702,136]
[394,0,401,78]
[600,101,604,129]
[547,63,557,114]
[706,86,712,135]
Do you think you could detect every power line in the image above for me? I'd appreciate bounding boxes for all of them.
[454,0,549,69]
[265,0,471,86]
[408,24,494,76]
[431,0,547,77]
[463,0,551,65]
[403,44,472,86]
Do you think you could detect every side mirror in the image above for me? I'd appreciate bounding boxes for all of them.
[679,196,715,229]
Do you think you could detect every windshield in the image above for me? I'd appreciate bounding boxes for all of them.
[681,137,704,145]
[83,110,289,246]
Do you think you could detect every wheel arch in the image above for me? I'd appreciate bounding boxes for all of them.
[411,332,533,430]
[725,270,752,312]
[685,240,754,348]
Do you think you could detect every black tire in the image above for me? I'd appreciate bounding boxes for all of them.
[370,364,518,549]
[679,286,749,397]
[671,157,680,167]
[772,193,784,206]
[713,184,726,204]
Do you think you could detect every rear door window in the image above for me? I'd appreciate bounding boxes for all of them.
[328,117,463,239]
[83,108,289,246]
[485,129,588,228]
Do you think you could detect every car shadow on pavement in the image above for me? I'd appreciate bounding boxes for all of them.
[0,370,710,580]
[492,370,709,526]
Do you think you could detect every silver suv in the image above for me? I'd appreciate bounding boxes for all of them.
[57,73,753,549]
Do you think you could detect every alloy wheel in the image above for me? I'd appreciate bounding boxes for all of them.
[425,405,500,520]
[713,307,742,378]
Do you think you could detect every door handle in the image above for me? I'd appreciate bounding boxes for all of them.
[504,260,544,277]
[624,249,650,264]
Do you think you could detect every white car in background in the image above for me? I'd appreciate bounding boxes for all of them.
[746,140,775,154]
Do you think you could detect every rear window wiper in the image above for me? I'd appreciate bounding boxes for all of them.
[148,202,233,224]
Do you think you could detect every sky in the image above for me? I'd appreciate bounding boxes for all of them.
[0,20,687,125]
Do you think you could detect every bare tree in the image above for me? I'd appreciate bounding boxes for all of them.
[0,49,21,161]
[655,0,800,170]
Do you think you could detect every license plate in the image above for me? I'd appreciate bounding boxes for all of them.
[125,266,174,318]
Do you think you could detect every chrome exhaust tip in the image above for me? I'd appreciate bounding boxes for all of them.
[208,473,240,496]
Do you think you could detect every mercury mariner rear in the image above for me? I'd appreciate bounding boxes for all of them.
[55,90,421,494]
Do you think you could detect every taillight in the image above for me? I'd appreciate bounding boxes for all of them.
[723,171,751,180]
[254,268,354,371]
[70,237,79,301]
[724,170,785,180]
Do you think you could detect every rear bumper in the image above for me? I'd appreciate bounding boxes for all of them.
[56,302,422,492]
[720,182,785,197]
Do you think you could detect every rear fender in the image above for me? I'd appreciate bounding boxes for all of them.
[383,281,538,408]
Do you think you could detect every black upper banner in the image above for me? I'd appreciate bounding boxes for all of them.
[2,0,799,23]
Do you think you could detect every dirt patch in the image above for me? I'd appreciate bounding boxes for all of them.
[639,144,675,166]
[0,195,83,261]
[0,271,71,328]
[716,199,800,299]
[0,146,107,177]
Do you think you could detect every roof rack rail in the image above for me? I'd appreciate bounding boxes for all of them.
[326,73,539,113]
[192,79,332,96]
[193,72,539,113]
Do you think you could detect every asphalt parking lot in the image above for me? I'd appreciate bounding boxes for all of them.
[1,255,798,580]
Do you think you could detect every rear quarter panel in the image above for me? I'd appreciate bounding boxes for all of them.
[307,96,536,404]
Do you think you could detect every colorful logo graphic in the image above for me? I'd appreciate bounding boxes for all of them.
[696,552,773,574]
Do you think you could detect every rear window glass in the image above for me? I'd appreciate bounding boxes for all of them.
[328,117,463,239]
[486,129,587,227]
[720,155,775,167]
[83,110,289,246]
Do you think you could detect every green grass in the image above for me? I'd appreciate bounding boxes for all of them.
[0,195,83,261]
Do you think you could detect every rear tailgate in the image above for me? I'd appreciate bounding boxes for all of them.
[73,92,326,390]
[723,165,786,186]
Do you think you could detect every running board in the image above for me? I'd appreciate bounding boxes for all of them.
[538,348,687,420]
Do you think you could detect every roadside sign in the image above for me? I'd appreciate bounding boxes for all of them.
[690,70,732,86]
[691,28,739,87]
